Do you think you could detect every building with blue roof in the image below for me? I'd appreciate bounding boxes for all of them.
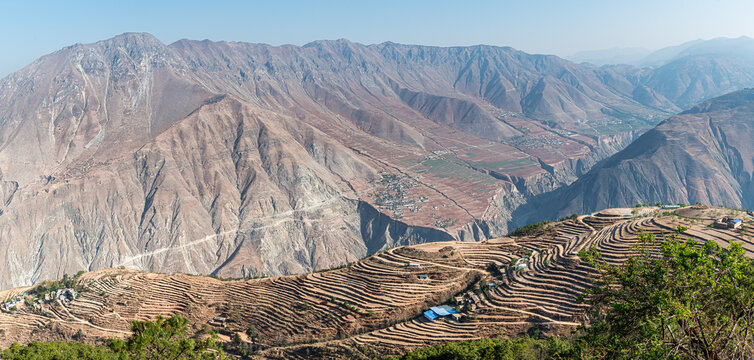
[423,310,439,321]
[715,217,743,229]
[424,304,460,321]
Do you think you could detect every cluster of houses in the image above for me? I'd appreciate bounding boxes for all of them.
[424,282,499,323]
[456,291,480,308]
[714,217,743,230]
[1,288,79,312]
[44,288,78,304]
[1,292,28,311]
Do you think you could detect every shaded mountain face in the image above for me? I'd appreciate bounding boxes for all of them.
[0,32,733,289]
[532,89,754,220]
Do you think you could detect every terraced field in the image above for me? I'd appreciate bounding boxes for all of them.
[0,205,751,359]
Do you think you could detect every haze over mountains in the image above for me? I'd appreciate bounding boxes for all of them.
[567,47,652,67]
[1,33,754,289]
[570,36,754,110]
[569,36,754,66]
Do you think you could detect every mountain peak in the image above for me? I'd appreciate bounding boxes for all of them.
[303,38,357,47]
[92,32,166,50]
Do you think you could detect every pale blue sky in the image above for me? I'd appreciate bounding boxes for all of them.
[1,0,753,77]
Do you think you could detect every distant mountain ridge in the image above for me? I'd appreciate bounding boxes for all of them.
[571,37,754,109]
[567,47,652,66]
[0,33,752,289]
[523,88,754,222]
[569,36,754,67]
[638,36,754,67]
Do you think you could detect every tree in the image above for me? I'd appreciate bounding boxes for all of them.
[2,315,226,360]
[109,314,226,360]
[394,336,578,360]
[580,227,754,359]
[1,341,119,360]
[245,325,260,346]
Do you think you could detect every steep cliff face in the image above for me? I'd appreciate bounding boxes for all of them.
[0,33,728,289]
[530,89,754,221]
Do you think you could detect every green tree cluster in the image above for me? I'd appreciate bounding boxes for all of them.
[579,227,754,359]
[394,336,577,360]
[2,315,226,360]
[1,341,120,360]
[509,220,553,237]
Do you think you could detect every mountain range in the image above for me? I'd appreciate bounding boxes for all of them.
[1,33,754,289]
[519,88,754,222]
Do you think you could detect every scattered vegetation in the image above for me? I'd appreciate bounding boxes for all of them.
[30,271,85,297]
[509,220,553,237]
[486,262,502,277]
[634,202,687,207]
[315,262,354,273]
[341,300,362,314]
[393,335,578,360]
[557,214,579,221]
[2,315,226,360]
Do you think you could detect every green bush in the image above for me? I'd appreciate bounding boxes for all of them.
[2,315,226,360]
[1,341,119,360]
[580,228,754,359]
[509,221,552,237]
[394,336,578,360]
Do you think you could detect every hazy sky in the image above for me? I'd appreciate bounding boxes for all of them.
[1,0,753,77]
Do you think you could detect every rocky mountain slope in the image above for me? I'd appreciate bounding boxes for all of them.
[0,32,746,289]
[526,89,754,220]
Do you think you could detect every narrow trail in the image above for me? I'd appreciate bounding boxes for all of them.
[116,195,343,267]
